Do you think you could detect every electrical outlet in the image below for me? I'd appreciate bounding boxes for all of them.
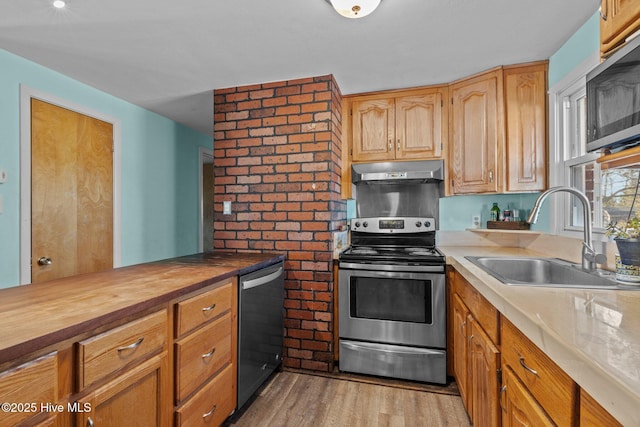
[472,214,481,229]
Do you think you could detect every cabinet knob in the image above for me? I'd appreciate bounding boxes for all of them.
[388,139,392,150]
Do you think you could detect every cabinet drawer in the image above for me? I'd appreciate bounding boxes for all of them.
[175,313,232,402]
[0,352,57,426]
[77,310,167,389]
[175,363,235,427]
[454,272,499,343]
[175,280,233,338]
[501,317,577,426]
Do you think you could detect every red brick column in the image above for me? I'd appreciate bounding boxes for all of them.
[213,75,346,372]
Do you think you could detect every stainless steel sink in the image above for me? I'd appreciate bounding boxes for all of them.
[465,256,638,290]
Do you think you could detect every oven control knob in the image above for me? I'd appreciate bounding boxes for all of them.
[425,221,431,228]
[415,221,422,227]
[354,222,361,228]
[362,221,368,228]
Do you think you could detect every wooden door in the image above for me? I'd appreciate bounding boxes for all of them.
[600,0,640,55]
[450,70,503,194]
[501,366,554,427]
[504,63,547,192]
[395,92,443,159]
[352,97,395,161]
[469,318,501,427]
[31,99,113,283]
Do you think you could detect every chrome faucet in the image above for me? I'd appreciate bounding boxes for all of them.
[527,186,606,271]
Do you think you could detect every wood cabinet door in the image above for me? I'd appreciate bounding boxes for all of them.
[580,388,622,427]
[469,318,501,427]
[504,63,547,192]
[395,92,443,159]
[450,70,503,194]
[601,0,640,54]
[76,353,169,427]
[501,366,554,427]
[452,294,471,414]
[352,98,395,161]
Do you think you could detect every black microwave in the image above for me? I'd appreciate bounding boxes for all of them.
[587,35,640,153]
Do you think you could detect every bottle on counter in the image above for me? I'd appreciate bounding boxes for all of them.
[490,203,500,221]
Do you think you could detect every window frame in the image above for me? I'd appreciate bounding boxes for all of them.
[548,51,602,240]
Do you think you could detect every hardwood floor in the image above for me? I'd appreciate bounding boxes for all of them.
[226,371,471,427]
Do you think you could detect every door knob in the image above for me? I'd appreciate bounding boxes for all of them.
[37,257,52,266]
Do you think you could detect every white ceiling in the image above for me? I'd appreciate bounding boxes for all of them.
[0,0,600,137]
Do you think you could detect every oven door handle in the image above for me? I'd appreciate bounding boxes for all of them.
[341,341,441,356]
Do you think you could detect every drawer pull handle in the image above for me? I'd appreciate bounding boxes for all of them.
[519,356,539,376]
[202,303,217,312]
[117,337,144,352]
[202,347,217,359]
[87,417,95,427]
[202,404,217,419]
[500,385,507,413]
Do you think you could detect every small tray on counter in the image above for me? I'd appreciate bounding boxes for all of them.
[486,221,530,230]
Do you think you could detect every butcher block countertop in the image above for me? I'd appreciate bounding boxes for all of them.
[440,245,640,426]
[0,252,284,365]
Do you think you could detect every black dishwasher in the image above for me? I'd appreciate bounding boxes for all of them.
[237,261,284,409]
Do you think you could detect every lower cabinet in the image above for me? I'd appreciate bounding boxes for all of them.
[0,352,58,426]
[77,352,169,426]
[501,317,577,426]
[580,388,622,427]
[173,277,238,426]
[469,318,501,427]
[450,270,501,426]
[501,366,554,426]
[0,277,240,427]
[449,266,623,426]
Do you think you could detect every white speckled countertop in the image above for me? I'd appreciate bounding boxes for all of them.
[440,245,640,426]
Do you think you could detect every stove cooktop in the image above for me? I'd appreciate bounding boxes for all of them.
[339,245,445,265]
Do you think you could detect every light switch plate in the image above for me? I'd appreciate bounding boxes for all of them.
[223,201,232,215]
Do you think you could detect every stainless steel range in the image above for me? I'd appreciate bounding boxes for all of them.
[338,216,446,384]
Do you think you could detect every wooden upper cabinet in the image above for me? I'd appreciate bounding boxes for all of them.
[395,93,443,159]
[601,0,640,57]
[504,62,548,192]
[449,62,548,195]
[450,68,504,194]
[352,97,395,161]
[350,88,446,162]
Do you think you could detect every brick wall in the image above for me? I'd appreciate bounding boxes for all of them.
[213,75,346,372]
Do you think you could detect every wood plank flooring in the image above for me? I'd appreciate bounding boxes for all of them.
[225,371,471,427]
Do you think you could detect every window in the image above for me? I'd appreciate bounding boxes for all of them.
[552,56,640,238]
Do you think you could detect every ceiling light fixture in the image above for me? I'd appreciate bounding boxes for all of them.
[325,0,381,19]
[52,0,66,9]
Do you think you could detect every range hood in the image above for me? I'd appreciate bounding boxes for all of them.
[352,160,444,184]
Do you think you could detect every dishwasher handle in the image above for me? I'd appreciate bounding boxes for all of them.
[242,266,283,290]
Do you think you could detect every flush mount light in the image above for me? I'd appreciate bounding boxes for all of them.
[325,0,382,19]
[52,0,66,8]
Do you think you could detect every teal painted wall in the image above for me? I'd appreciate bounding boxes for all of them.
[549,12,600,88]
[0,49,212,288]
